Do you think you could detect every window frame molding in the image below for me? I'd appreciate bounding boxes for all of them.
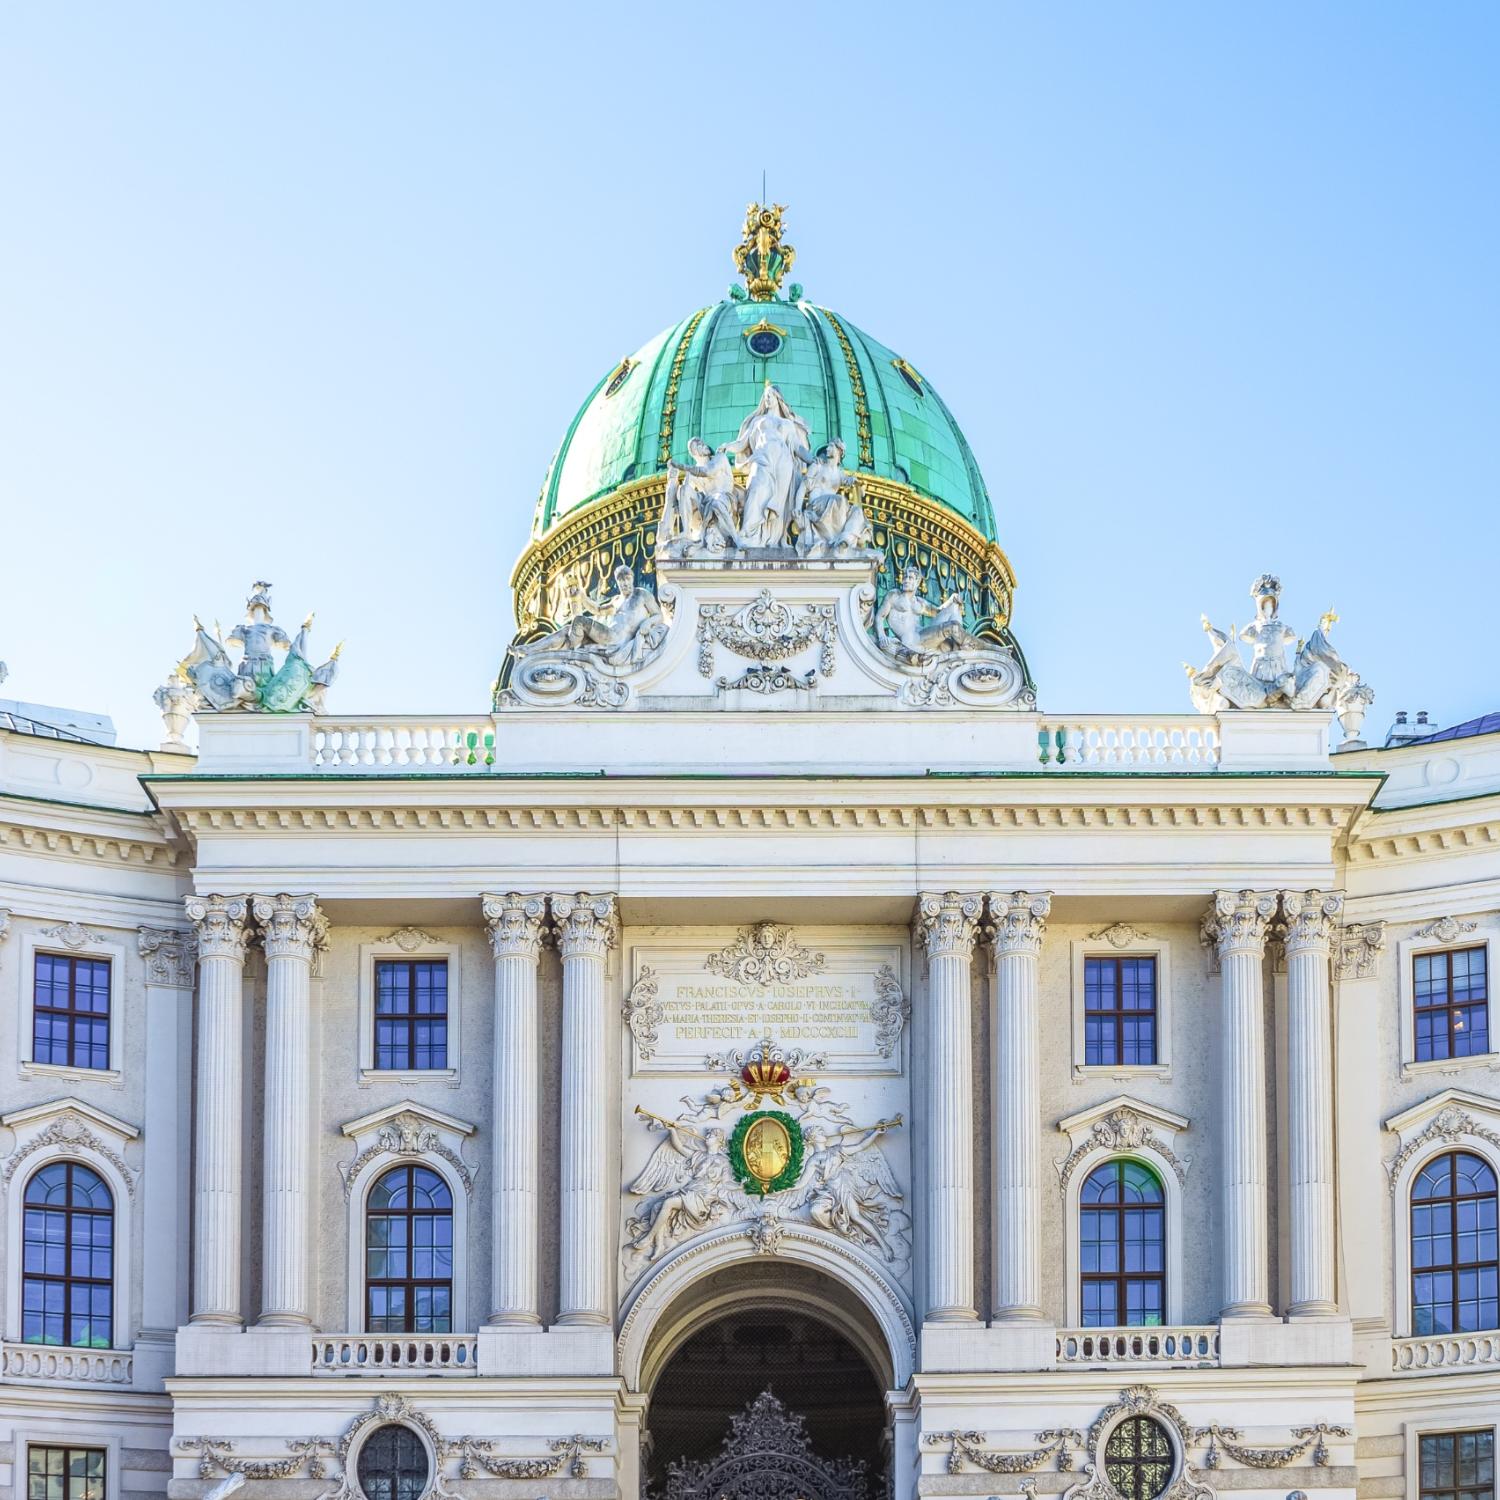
[1056,1096,1189,1328]
[348,1418,440,1500]
[1398,925,1495,1080]
[357,939,462,1088]
[1,1097,138,1350]
[339,1101,474,1333]
[16,927,127,1082]
[17,1434,120,1500]
[1385,1088,1500,1338]
[1403,1414,1499,1500]
[1069,933,1173,1082]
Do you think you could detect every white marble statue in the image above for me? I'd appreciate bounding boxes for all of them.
[795,440,872,557]
[874,566,981,661]
[1189,577,1372,733]
[523,564,665,671]
[800,1117,908,1261]
[659,439,741,557]
[626,1112,744,1262]
[720,384,815,549]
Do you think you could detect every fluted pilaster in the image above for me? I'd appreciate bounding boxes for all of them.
[552,892,618,1326]
[988,890,1051,1321]
[1202,889,1278,1318]
[185,894,250,1325]
[1281,888,1343,1317]
[482,893,547,1326]
[914,892,983,1323]
[252,894,325,1326]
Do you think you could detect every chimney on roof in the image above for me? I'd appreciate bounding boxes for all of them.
[1385,709,1420,748]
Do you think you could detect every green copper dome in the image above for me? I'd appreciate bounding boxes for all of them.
[531,297,997,543]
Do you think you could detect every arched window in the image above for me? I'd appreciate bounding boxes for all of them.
[365,1165,452,1333]
[1104,1417,1174,1500]
[1411,1150,1499,1334]
[22,1163,114,1348]
[356,1425,430,1500]
[1080,1160,1165,1327]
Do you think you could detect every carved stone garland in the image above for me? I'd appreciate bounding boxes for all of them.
[1055,1108,1190,1194]
[871,963,910,1058]
[697,591,837,678]
[338,1113,477,1200]
[1193,1424,1350,1470]
[176,1438,337,1482]
[1384,1105,1500,1193]
[623,965,664,1059]
[924,1428,1082,1474]
[1,1113,138,1197]
[451,1435,606,1480]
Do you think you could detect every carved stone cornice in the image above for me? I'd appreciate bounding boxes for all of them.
[184,895,250,963]
[1335,920,1385,981]
[1279,889,1344,957]
[138,925,196,987]
[1200,889,1278,959]
[251,894,328,963]
[550,893,618,959]
[481,892,547,960]
[914,892,984,960]
[988,891,1052,956]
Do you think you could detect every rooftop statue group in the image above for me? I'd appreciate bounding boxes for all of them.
[155,582,342,747]
[1189,573,1375,746]
[656,384,873,560]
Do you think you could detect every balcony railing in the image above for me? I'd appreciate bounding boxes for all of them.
[1037,718,1221,769]
[1391,1332,1500,1373]
[1056,1326,1221,1366]
[311,721,497,771]
[311,1335,479,1374]
[2,1342,133,1385]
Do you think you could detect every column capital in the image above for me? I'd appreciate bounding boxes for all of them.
[1335,919,1385,981]
[482,893,548,960]
[138,925,196,987]
[987,891,1052,956]
[1200,889,1278,959]
[1280,889,1345,958]
[914,892,984,960]
[251,894,328,963]
[551,893,618,959]
[185,895,251,963]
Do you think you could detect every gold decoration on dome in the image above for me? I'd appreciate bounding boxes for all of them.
[817,308,875,468]
[657,307,710,465]
[734,202,796,301]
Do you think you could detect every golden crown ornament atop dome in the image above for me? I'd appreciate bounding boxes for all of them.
[733,202,796,301]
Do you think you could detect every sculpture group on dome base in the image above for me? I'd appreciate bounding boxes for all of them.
[156,582,342,745]
[1188,574,1374,746]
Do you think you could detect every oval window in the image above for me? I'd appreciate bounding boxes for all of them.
[1104,1416,1174,1500]
[357,1425,430,1500]
[747,329,783,357]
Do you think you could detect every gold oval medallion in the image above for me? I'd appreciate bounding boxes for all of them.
[743,1115,792,1191]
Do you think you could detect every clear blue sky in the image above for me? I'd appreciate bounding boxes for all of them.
[2,3,1496,750]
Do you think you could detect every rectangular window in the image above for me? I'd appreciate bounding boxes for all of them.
[373,960,448,1071]
[1414,947,1490,1062]
[1083,956,1158,1067]
[32,954,112,1071]
[27,1448,106,1500]
[1419,1430,1494,1500]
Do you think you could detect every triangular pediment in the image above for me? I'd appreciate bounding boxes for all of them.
[340,1099,475,1142]
[2,1096,139,1141]
[1057,1094,1189,1140]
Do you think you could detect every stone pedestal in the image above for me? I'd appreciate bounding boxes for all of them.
[482,893,548,1327]
[914,893,983,1324]
[184,895,250,1326]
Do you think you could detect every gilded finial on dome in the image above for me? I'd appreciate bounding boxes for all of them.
[734,202,796,301]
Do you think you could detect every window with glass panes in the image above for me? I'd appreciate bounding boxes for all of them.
[1084,956,1158,1067]
[1080,1159,1165,1326]
[32,954,111,1070]
[1104,1418,1173,1500]
[1414,947,1489,1062]
[22,1162,114,1347]
[373,960,448,1070]
[1419,1430,1494,1500]
[1411,1151,1499,1335]
[28,1448,105,1500]
[365,1165,453,1333]
[356,1425,431,1500]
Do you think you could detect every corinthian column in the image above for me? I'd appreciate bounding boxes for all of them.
[251,894,326,1326]
[1281,889,1343,1317]
[482,893,547,1326]
[1202,890,1278,1318]
[914,893,983,1323]
[988,891,1051,1321]
[185,895,250,1325]
[552,893,618,1326]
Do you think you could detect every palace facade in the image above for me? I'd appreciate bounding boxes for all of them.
[2,209,1497,1500]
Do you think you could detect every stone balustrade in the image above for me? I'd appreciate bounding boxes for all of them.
[1056,1327,1220,1366]
[1390,1331,1500,1373]
[1037,717,1221,769]
[310,1335,479,1374]
[2,1342,134,1385]
[311,719,497,770]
